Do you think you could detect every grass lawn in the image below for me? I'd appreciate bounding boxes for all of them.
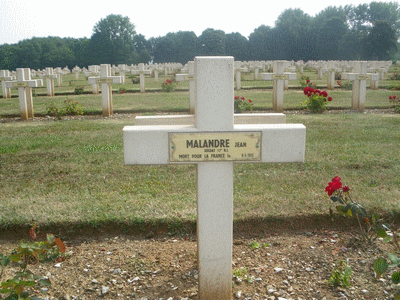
[0,112,399,229]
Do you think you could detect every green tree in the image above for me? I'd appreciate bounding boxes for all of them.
[137,50,151,64]
[274,8,314,60]
[337,30,364,60]
[198,28,226,56]
[363,20,398,60]
[368,1,400,31]
[174,31,198,64]
[225,32,248,61]
[89,14,137,65]
[315,17,349,60]
[152,34,178,63]
[248,25,273,60]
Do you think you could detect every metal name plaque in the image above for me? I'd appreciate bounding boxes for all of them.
[169,132,262,163]
[273,74,289,80]
[14,82,28,87]
[356,75,369,80]
[99,78,114,84]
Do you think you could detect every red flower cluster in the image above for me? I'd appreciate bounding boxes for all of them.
[163,79,173,86]
[235,96,252,103]
[337,80,342,87]
[389,95,398,100]
[325,176,350,196]
[303,87,332,101]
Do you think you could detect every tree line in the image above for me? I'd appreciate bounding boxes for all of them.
[0,2,399,71]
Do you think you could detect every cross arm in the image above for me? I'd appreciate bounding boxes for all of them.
[123,124,306,165]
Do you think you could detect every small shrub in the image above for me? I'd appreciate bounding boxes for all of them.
[161,79,176,92]
[64,99,83,116]
[299,76,314,88]
[131,76,140,84]
[234,96,253,113]
[389,95,400,113]
[74,86,84,95]
[329,260,352,287]
[0,225,66,300]
[390,73,400,80]
[302,87,332,113]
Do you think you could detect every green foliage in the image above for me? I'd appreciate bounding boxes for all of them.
[45,99,83,119]
[234,96,253,113]
[232,267,247,279]
[302,87,332,113]
[391,73,400,80]
[0,226,65,300]
[329,260,352,287]
[161,79,176,92]
[326,176,392,244]
[74,86,84,95]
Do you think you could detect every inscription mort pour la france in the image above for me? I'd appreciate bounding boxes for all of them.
[169,132,262,162]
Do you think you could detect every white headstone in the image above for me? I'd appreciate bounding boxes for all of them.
[123,56,306,299]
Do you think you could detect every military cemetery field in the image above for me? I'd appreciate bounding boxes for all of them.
[0,65,400,300]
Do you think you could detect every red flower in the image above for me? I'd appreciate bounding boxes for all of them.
[342,186,350,193]
[248,99,252,103]
[325,176,342,196]
[240,96,245,101]
[395,87,398,90]
[337,80,341,86]
[235,96,239,100]
[389,96,393,100]
[306,79,310,83]
[328,97,333,101]
[394,95,397,99]
[320,91,328,97]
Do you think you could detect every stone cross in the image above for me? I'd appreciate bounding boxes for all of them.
[342,61,379,112]
[138,63,146,93]
[260,60,296,112]
[88,64,123,117]
[234,61,248,90]
[0,70,13,99]
[42,67,58,96]
[72,66,81,80]
[175,61,196,113]
[123,56,306,299]
[5,68,43,119]
[326,63,342,90]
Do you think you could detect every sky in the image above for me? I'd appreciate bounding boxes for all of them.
[0,0,387,45]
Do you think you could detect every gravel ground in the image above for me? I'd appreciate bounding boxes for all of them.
[0,220,398,300]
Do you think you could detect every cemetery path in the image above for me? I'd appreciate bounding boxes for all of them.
[0,216,395,300]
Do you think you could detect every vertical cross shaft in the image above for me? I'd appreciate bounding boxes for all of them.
[195,57,234,300]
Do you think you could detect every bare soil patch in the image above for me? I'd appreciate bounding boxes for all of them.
[0,217,397,300]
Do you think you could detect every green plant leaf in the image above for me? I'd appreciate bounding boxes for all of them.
[38,278,51,286]
[388,253,400,267]
[377,227,388,238]
[46,234,55,245]
[373,257,388,278]
[1,255,10,267]
[4,294,19,300]
[330,195,339,202]
[392,272,400,284]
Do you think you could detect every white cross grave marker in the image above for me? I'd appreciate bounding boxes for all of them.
[175,61,196,113]
[0,70,13,99]
[88,64,122,117]
[5,68,43,119]
[123,57,306,299]
[260,60,296,112]
[43,67,58,96]
[138,63,146,93]
[342,61,379,112]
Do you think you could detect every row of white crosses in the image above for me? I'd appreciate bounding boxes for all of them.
[4,68,43,119]
[124,56,306,299]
